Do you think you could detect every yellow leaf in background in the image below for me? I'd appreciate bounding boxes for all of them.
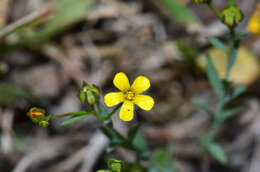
[197,47,260,86]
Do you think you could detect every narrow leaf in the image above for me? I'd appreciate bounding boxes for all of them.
[224,87,246,104]
[132,128,148,152]
[0,84,34,105]
[226,40,239,78]
[97,102,109,118]
[21,0,94,43]
[128,125,139,142]
[222,106,243,120]
[206,55,225,99]
[231,87,246,99]
[207,37,227,52]
[159,0,198,24]
[191,98,215,117]
[198,136,227,164]
[208,143,228,164]
[101,127,125,144]
[235,32,249,39]
[60,113,91,126]
[228,0,236,6]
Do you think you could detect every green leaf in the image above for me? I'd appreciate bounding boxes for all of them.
[149,149,177,172]
[228,0,236,6]
[159,0,198,24]
[198,136,227,164]
[191,98,215,117]
[60,113,91,126]
[106,142,117,153]
[206,55,225,99]
[222,106,243,120]
[208,143,228,164]
[101,127,125,144]
[21,0,94,43]
[226,38,239,78]
[132,128,148,152]
[97,102,109,118]
[207,37,227,52]
[0,84,34,106]
[177,40,198,65]
[128,125,139,142]
[231,87,246,99]
[235,32,249,39]
[224,87,246,104]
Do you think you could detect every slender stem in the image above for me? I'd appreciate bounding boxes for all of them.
[209,116,222,140]
[52,111,90,119]
[225,28,239,79]
[227,0,235,7]
[208,2,222,19]
[105,104,121,120]
[208,99,225,141]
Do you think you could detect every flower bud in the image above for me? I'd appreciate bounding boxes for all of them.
[78,82,89,104]
[221,6,243,27]
[193,0,211,4]
[87,90,95,105]
[39,120,49,128]
[247,4,260,35]
[108,159,123,172]
[78,82,100,105]
[27,107,46,123]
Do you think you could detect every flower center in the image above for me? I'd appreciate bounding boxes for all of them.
[124,90,135,101]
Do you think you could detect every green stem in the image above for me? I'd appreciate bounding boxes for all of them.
[105,104,121,120]
[209,100,225,140]
[104,125,140,152]
[209,116,222,141]
[227,0,235,7]
[208,2,222,19]
[51,111,90,119]
[225,28,239,79]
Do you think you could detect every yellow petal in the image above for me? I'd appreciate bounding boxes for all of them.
[113,72,130,92]
[134,95,154,111]
[131,76,150,94]
[119,101,134,121]
[248,4,260,35]
[104,92,124,107]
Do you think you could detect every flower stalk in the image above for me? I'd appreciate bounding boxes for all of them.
[192,0,246,164]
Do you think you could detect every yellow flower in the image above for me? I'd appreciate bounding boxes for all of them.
[248,4,260,35]
[104,72,154,121]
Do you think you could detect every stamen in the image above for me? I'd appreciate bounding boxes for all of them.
[124,90,135,101]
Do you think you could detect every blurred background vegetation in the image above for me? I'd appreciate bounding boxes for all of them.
[0,0,260,171]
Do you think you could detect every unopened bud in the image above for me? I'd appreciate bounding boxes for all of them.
[27,107,46,123]
[27,107,51,128]
[39,120,49,128]
[78,81,88,104]
[78,82,100,105]
[108,159,123,172]
[221,6,243,27]
[87,90,95,105]
[193,0,210,4]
